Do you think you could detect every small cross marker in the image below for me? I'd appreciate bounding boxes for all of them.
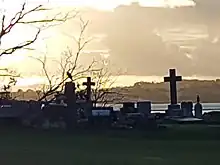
[83,77,95,101]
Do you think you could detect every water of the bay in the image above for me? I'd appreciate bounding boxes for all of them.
[111,103,220,113]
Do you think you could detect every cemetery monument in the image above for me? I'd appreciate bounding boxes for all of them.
[194,95,203,118]
[64,81,77,129]
[82,77,95,117]
[164,69,182,117]
[83,77,95,102]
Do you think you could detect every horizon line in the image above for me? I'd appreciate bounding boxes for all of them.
[4,75,220,91]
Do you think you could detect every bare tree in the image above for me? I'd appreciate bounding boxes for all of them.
[0,2,77,99]
[0,68,19,99]
[75,60,124,107]
[0,2,76,56]
[90,65,124,107]
[32,18,97,101]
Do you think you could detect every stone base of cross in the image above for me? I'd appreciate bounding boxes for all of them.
[167,104,182,117]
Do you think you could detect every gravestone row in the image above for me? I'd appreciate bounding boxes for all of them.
[120,100,202,119]
[0,69,204,130]
[41,69,203,131]
[41,76,113,129]
[39,77,95,129]
[120,101,152,116]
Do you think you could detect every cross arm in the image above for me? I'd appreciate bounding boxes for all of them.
[164,77,171,82]
[176,76,182,81]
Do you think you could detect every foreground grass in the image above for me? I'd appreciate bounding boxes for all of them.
[0,126,219,165]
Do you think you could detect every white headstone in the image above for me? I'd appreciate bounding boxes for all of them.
[92,109,111,116]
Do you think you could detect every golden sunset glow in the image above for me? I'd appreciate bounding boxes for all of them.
[48,0,195,10]
[0,0,196,89]
[1,0,195,11]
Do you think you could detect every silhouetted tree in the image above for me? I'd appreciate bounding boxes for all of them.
[90,63,124,107]
[0,2,76,97]
[0,68,19,95]
[32,18,98,101]
[0,2,75,56]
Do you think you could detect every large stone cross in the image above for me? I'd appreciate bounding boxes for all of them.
[83,77,95,101]
[164,69,182,105]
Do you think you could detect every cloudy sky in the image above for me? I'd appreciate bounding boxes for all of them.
[0,0,195,10]
[1,0,220,88]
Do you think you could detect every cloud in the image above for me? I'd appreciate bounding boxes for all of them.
[15,2,220,78]
[80,2,220,77]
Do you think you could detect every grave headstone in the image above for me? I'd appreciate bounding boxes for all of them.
[121,102,136,114]
[137,101,151,116]
[82,77,95,119]
[92,109,111,117]
[194,95,203,118]
[181,101,193,117]
[64,82,76,103]
[181,102,187,116]
[187,101,193,117]
[22,101,43,127]
[64,81,77,129]
[83,77,95,101]
[89,107,113,129]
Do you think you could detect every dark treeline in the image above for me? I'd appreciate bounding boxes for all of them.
[116,79,220,103]
[11,79,220,103]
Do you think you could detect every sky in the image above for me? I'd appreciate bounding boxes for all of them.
[1,0,218,90]
[0,0,195,10]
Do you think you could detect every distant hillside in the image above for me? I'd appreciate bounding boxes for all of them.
[115,79,220,103]
[9,79,220,103]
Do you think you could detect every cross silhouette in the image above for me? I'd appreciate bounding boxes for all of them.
[164,69,182,105]
[83,77,95,101]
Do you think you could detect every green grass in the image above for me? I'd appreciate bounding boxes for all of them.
[0,127,219,165]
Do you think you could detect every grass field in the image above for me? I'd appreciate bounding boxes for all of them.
[0,126,219,165]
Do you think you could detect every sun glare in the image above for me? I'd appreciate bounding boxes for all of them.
[0,0,196,88]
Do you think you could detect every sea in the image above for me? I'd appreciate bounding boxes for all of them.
[111,103,220,114]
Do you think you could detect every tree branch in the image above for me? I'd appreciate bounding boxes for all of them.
[0,28,40,56]
[89,62,124,107]
[0,2,77,56]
